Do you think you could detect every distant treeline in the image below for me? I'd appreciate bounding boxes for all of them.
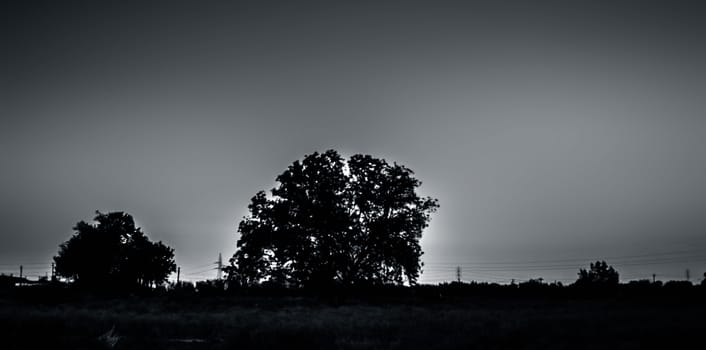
[3,258,704,298]
[179,278,706,300]
[2,275,704,303]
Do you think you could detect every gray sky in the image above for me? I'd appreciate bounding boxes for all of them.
[2,0,706,284]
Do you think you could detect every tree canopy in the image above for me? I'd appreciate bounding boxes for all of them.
[226,150,439,288]
[54,211,176,289]
[575,261,619,287]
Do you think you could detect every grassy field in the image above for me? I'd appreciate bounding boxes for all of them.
[1,294,704,349]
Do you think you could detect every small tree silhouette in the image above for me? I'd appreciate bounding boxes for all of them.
[54,211,176,290]
[575,261,619,287]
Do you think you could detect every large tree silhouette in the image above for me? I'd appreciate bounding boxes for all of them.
[226,150,439,288]
[54,211,176,289]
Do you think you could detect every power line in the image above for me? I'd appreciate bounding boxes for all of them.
[423,255,706,269]
[422,248,706,266]
[0,262,51,266]
[422,255,706,272]
[183,268,216,276]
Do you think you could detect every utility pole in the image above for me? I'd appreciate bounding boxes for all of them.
[51,262,56,282]
[19,265,23,287]
[216,253,223,280]
[456,266,461,283]
[176,267,181,284]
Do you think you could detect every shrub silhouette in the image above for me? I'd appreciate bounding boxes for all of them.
[226,150,439,288]
[54,211,176,290]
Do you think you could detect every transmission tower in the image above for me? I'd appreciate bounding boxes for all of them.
[216,253,223,280]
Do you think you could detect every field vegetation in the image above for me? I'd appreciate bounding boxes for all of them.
[1,282,704,350]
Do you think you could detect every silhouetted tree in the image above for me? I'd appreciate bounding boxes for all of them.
[575,261,619,287]
[226,150,439,288]
[54,211,176,289]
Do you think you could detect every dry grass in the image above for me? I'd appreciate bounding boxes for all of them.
[0,295,703,349]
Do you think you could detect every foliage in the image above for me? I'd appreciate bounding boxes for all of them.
[53,211,176,289]
[575,260,619,287]
[226,150,439,287]
[195,279,227,296]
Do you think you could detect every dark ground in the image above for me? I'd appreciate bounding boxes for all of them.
[1,291,704,350]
